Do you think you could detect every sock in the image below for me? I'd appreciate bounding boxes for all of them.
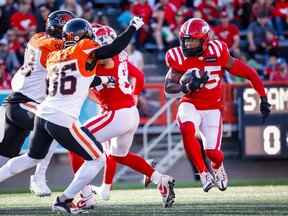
[179,122,207,173]
[0,155,9,167]
[0,153,39,182]
[81,185,93,197]
[63,155,105,199]
[150,170,162,184]
[103,154,117,185]
[111,152,154,177]
[69,151,85,173]
[34,140,57,178]
[205,149,224,169]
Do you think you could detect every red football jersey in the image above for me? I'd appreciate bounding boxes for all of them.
[165,40,230,110]
[213,24,240,48]
[90,52,143,110]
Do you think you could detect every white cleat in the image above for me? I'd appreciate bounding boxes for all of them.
[199,172,215,192]
[74,193,97,210]
[157,175,176,208]
[30,175,51,197]
[91,184,110,201]
[212,163,228,191]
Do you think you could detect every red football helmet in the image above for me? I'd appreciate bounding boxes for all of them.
[179,18,211,57]
[92,24,117,46]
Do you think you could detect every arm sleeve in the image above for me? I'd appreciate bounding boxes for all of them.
[229,58,266,96]
[89,26,136,60]
[128,62,144,95]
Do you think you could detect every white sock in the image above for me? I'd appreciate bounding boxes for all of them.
[151,171,162,185]
[0,155,9,167]
[102,183,111,191]
[81,185,93,197]
[34,140,57,178]
[0,153,39,182]
[63,155,105,199]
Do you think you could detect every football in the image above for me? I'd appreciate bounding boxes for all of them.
[179,70,196,85]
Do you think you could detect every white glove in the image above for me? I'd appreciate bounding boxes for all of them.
[130,16,144,31]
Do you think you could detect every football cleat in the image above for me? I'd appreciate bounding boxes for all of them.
[157,175,176,208]
[212,163,228,191]
[74,193,97,209]
[199,172,215,192]
[30,175,51,197]
[52,196,86,214]
[91,184,110,201]
[143,160,157,188]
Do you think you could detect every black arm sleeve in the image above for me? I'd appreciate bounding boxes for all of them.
[89,25,136,60]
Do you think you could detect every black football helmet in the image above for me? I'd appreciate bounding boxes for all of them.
[46,10,75,39]
[62,18,95,47]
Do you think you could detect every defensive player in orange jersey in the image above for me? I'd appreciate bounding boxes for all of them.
[0,17,144,214]
[164,18,271,192]
[69,25,175,209]
[0,10,75,196]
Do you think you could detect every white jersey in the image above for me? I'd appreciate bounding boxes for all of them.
[11,33,63,103]
[37,38,100,127]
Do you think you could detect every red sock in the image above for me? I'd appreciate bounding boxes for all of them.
[69,151,84,173]
[205,149,224,169]
[104,154,117,185]
[111,152,154,177]
[179,122,207,173]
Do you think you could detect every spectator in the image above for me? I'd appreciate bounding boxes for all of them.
[131,0,153,47]
[92,11,110,26]
[247,11,278,58]
[0,38,20,75]
[36,5,50,33]
[251,0,273,20]
[10,0,37,34]
[196,0,220,26]
[60,0,83,17]
[0,59,11,89]
[266,58,288,81]
[233,0,253,29]
[0,7,9,38]
[117,0,133,30]
[127,42,144,71]
[272,0,288,39]
[5,29,21,54]
[213,11,240,57]
[82,2,95,23]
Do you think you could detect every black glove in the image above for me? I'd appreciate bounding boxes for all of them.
[90,76,116,88]
[260,96,271,123]
[181,71,209,93]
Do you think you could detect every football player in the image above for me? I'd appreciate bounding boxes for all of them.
[164,18,271,192]
[0,10,75,196]
[0,17,144,214]
[69,25,175,209]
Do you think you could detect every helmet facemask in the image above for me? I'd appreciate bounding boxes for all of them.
[181,35,204,57]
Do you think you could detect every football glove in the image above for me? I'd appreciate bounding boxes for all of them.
[260,96,271,123]
[130,16,144,31]
[91,76,116,88]
[181,71,209,93]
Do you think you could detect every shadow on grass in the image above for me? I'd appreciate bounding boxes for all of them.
[1,202,288,216]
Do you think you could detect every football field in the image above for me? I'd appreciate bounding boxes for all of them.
[1,184,288,216]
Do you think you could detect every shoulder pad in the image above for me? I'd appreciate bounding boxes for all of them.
[206,40,229,58]
[165,47,186,71]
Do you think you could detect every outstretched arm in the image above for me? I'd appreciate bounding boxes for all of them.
[226,56,271,122]
[87,17,144,70]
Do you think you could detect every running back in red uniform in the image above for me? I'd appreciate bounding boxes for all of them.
[166,39,229,110]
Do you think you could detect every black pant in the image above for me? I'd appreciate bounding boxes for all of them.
[0,103,35,158]
[28,117,103,160]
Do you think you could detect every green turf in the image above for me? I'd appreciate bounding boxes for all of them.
[1,185,288,216]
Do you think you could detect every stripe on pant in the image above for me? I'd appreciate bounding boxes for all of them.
[69,122,102,160]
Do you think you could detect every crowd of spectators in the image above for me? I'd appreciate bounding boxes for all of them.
[0,0,288,90]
